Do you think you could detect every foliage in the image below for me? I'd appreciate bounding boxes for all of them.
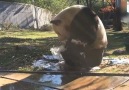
[85,0,98,8]
[0,0,104,13]
[0,0,31,3]
[0,0,69,13]
[34,0,68,13]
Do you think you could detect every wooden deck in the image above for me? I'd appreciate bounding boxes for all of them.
[59,76,129,90]
[1,73,129,90]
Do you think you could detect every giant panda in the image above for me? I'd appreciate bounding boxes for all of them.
[50,5,108,69]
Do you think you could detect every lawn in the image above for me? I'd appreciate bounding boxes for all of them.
[105,28,129,57]
[0,29,60,70]
[0,28,129,72]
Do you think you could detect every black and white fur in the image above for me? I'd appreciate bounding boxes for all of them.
[50,5,108,68]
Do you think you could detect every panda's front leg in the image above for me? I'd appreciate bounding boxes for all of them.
[60,39,91,71]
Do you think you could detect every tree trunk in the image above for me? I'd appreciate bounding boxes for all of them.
[77,0,80,4]
[113,7,123,31]
[85,0,93,8]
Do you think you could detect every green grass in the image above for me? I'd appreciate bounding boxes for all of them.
[0,28,129,71]
[0,30,57,39]
[0,29,60,70]
[105,29,129,58]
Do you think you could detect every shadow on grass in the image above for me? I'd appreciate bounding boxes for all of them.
[106,31,129,52]
[0,37,61,70]
[0,37,59,44]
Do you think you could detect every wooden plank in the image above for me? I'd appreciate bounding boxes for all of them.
[114,79,129,90]
[0,73,31,86]
[59,76,129,90]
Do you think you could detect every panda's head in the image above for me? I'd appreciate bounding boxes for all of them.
[51,5,107,49]
[50,5,83,41]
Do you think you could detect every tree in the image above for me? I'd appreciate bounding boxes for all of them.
[70,0,98,9]
[85,0,98,8]
[99,0,123,31]
[32,0,68,13]
[113,7,123,31]
[0,0,69,13]
[0,0,14,1]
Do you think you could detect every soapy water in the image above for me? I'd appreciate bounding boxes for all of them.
[32,46,65,70]
[32,46,66,86]
[32,58,64,71]
[50,46,65,60]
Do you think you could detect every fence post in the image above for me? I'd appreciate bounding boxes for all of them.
[127,1,129,29]
[32,0,39,29]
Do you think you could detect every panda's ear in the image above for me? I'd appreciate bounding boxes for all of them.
[50,20,61,25]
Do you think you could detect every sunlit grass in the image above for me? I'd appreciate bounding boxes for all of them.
[0,30,57,39]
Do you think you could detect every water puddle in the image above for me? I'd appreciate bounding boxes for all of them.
[103,57,129,65]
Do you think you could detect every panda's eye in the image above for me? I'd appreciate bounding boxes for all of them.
[50,20,61,26]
